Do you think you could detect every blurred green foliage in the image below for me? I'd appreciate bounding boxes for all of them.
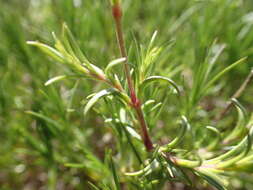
[0,0,253,189]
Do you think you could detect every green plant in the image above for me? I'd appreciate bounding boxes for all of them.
[24,1,253,189]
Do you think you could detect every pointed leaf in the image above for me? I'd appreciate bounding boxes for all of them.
[147,30,158,52]
[224,99,247,142]
[62,23,89,63]
[204,57,247,92]
[208,126,253,163]
[206,126,221,150]
[140,76,180,94]
[45,75,67,86]
[105,57,126,76]
[161,116,189,152]
[196,170,227,190]
[84,89,116,115]
[27,41,65,63]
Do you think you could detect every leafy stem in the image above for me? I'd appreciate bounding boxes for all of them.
[111,2,154,151]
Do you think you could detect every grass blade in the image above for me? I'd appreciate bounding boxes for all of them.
[203,57,247,93]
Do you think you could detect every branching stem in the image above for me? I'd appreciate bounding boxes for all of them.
[111,3,154,151]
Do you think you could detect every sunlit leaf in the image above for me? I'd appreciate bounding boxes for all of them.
[62,23,90,64]
[147,30,158,53]
[27,41,65,63]
[105,57,126,76]
[44,75,67,86]
[140,76,180,95]
[84,89,116,115]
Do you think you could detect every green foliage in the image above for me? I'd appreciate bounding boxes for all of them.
[1,0,253,190]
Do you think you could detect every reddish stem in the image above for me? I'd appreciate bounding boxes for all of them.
[112,4,135,100]
[111,3,154,152]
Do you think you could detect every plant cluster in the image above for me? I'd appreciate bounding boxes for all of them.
[25,1,253,189]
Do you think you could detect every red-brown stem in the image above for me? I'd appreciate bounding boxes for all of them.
[112,3,154,151]
[135,104,154,151]
[112,3,135,101]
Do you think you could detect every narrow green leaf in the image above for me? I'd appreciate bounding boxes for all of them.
[142,100,156,110]
[147,30,158,53]
[161,116,189,152]
[109,155,121,190]
[217,141,251,169]
[140,76,180,95]
[27,41,65,63]
[125,163,152,176]
[147,102,162,114]
[52,32,90,75]
[224,99,247,142]
[62,23,89,63]
[207,126,253,163]
[84,89,116,115]
[196,170,227,190]
[88,182,101,190]
[122,126,143,164]
[126,126,141,140]
[204,57,247,92]
[231,154,253,172]
[170,157,201,169]
[113,91,131,105]
[204,43,226,82]
[89,64,106,79]
[206,126,221,150]
[25,111,62,138]
[45,75,67,86]
[105,57,126,76]
[231,98,247,119]
[25,111,62,130]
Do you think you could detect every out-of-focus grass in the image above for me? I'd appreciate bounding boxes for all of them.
[0,0,253,189]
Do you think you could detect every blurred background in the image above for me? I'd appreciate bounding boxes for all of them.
[0,0,253,189]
